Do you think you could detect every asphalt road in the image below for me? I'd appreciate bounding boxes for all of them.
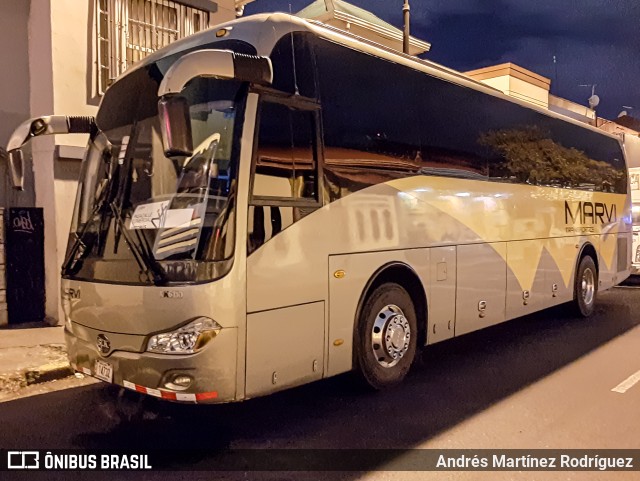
[2,285,640,481]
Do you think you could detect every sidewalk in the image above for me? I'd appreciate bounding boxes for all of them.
[0,323,73,394]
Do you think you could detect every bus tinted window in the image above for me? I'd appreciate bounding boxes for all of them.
[314,39,626,197]
[269,33,317,98]
[253,101,318,201]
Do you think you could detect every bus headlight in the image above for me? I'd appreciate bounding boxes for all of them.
[147,317,221,354]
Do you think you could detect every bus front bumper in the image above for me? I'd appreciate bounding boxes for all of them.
[65,323,238,403]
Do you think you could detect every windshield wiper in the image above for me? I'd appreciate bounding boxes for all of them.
[62,233,89,276]
[104,121,166,284]
[64,181,168,285]
[63,180,115,274]
[63,135,115,275]
[109,202,166,285]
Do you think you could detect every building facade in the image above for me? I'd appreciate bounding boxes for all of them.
[0,0,248,324]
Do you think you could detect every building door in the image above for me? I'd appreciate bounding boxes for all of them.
[4,208,45,324]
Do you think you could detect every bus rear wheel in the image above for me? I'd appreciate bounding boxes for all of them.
[573,255,597,317]
[355,283,417,390]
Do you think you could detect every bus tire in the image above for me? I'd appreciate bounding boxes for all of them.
[355,282,417,390]
[573,255,598,317]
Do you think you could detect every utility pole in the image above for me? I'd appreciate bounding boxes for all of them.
[403,0,410,54]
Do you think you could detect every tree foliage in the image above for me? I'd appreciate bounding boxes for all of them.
[479,126,622,191]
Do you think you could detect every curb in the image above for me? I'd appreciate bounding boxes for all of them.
[24,361,74,385]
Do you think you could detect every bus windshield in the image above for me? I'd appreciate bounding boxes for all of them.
[63,64,247,285]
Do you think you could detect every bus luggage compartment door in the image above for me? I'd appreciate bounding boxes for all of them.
[245,301,324,398]
[428,246,456,344]
[455,242,507,336]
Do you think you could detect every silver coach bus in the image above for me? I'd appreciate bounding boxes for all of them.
[5,13,630,407]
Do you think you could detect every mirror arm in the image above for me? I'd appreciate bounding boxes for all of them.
[4,115,97,191]
[6,115,97,152]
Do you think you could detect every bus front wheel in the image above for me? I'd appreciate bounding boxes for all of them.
[573,255,598,317]
[355,282,418,390]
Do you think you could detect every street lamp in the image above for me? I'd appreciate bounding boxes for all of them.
[403,0,410,54]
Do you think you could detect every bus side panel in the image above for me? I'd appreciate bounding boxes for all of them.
[597,232,617,290]
[455,242,507,336]
[632,228,640,274]
[542,237,577,308]
[505,237,585,321]
[427,246,457,345]
[597,231,631,289]
[245,301,324,397]
[505,240,548,320]
[622,230,633,279]
[629,166,640,274]
[327,250,430,378]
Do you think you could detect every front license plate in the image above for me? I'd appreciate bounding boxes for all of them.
[94,359,113,383]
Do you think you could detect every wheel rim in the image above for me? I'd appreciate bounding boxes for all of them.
[371,304,411,368]
[581,268,595,306]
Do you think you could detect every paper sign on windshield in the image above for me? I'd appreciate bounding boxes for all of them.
[129,201,170,229]
[164,208,194,228]
[130,202,196,230]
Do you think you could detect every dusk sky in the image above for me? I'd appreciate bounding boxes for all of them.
[245,0,640,120]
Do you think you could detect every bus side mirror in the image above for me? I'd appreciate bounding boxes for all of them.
[158,95,193,158]
[7,149,24,191]
[158,49,272,97]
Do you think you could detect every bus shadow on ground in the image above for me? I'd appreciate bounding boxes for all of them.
[2,289,636,473]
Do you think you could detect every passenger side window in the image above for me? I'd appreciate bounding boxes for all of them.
[252,101,318,201]
[248,99,320,255]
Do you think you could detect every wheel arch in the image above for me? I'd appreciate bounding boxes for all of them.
[353,262,428,351]
[578,242,599,275]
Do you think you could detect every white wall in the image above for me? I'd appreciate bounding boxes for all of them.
[466,64,551,110]
[0,1,31,146]
[624,134,640,169]
[548,94,595,123]
[50,0,96,322]
[475,76,510,97]
[0,0,34,207]
[28,0,59,323]
[475,75,549,109]
[508,77,549,109]
[216,0,239,21]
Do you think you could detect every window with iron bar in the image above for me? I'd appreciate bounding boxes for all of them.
[97,0,215,94]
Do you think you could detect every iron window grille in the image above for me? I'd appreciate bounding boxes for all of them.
[97,0,215,94]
